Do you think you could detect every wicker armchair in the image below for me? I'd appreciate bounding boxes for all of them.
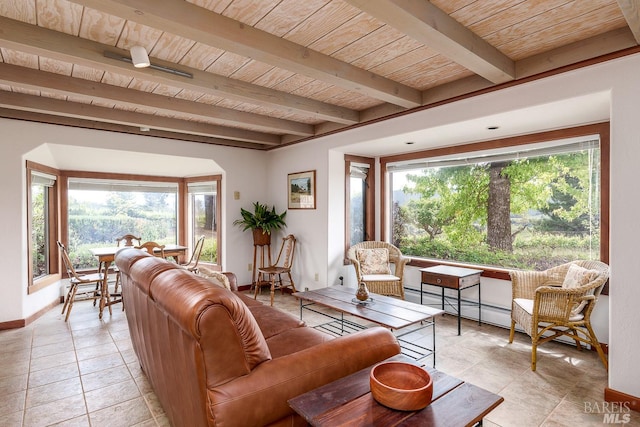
[509,260,609,371]
[347,241,408,299]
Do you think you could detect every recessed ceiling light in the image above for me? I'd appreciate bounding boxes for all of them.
[487,126,500,130]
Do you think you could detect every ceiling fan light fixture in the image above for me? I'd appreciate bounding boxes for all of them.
[130,45,150,68]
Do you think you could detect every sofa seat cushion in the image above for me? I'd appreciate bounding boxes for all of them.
[233,291,264,308]
[247,305,305,339]
[265,327,332,359]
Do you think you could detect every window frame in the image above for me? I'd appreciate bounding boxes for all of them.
[380,123,610,282]
[27,161,60,293]
[344,155,375,261]
[183,175,222,269]
[57,170,222,271]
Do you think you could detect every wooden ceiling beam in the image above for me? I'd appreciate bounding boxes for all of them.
[292,27,639,146]
[516,27,638,79]
[0,16,358,125]
[0,63,313,136]
[68,0,422,109]
[0,107,269,150]
[0,108,269,150]
[0,92,281,145]
[616,0,640,43]
[345,0,515,84]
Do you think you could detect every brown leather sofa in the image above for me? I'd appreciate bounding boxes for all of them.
[115,249,401,427]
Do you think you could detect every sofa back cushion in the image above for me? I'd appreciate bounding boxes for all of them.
[150,268,272,384]
[116,249,272,426]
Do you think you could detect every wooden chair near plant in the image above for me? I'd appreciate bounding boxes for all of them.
[233,201,287,287]
[57,241,104,321]
[508,260,610,371]
[180,235,206,273]
[347,241,409,299]
[255,234,297,306]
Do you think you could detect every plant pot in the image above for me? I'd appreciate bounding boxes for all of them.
[253,228,271,246]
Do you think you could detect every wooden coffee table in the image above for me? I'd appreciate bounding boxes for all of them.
[289,354,503,427]
[293,286,444,366]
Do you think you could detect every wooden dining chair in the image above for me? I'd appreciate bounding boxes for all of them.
[94,234,143,307]
[57,241,104,321]
[180,235,205,273]
[136,241,166,258]
[111,233,142,294]
[116,234,142,247]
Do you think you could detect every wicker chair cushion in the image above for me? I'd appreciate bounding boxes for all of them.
[356,248,392,275]
[198,267,231,290]
[361,274,400,281]
[514,298,584,322]
[561,264,598,315]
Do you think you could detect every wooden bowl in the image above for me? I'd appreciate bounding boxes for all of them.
[369,361,433,411]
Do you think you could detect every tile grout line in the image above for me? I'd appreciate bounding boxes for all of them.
[71,320,93,426]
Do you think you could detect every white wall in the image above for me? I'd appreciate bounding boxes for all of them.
[2,52,639,400]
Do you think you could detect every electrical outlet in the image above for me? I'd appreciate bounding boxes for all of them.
[248,263,252,271]
[304,287,309,291]
[314,273,319,281]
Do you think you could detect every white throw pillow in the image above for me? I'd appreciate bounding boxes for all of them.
[198,267,231,290]
[561,264,599,315]
[562,264,598,290]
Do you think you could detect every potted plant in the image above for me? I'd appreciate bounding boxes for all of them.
[233,202,287,245]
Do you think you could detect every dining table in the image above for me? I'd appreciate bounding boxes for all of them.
[90,244,188,319]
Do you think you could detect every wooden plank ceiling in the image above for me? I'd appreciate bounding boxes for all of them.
[0,0,637,150]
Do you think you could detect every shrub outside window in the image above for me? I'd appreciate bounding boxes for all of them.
[67,178,178,269]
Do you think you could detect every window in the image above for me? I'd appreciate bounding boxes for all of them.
[383,125,609,271]
[345,155,375,253]
[27,162,59,291]
[187,178,220,265]
[67,178,178,269]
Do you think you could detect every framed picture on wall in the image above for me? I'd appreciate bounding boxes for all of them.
[288,170,316,209]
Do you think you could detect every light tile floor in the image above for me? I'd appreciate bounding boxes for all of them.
[0,290,636,427]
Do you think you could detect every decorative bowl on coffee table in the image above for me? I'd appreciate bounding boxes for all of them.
[369,361,433,411]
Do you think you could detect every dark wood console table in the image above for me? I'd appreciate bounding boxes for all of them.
[289,354,503,427]
[420,265,483,335]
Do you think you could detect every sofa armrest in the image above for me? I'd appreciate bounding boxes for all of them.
[222,272,238,291]
[208,327,400,426]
